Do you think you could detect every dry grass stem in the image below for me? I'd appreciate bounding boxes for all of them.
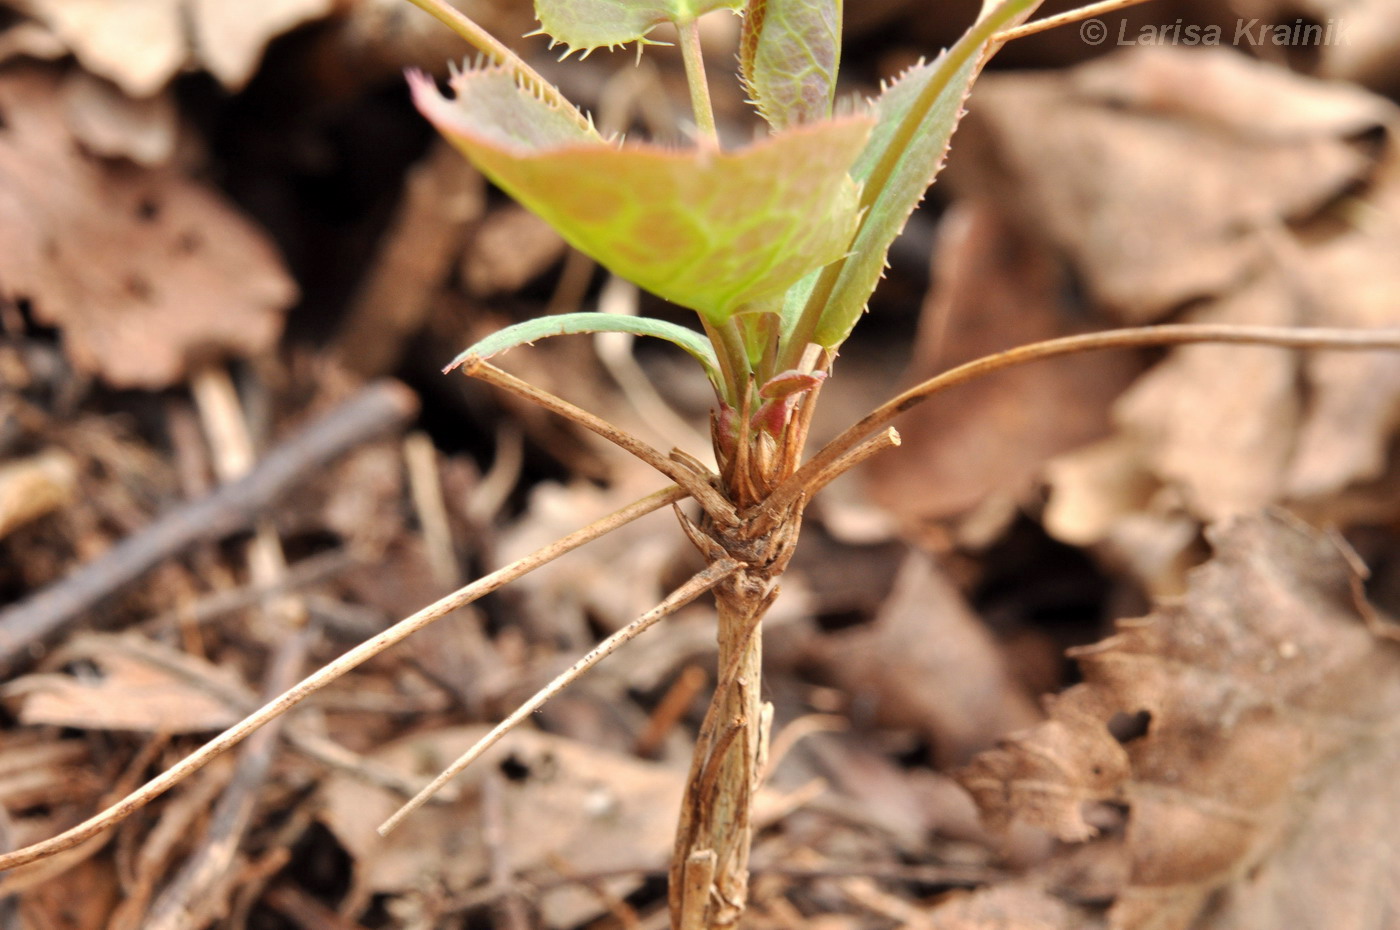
[465,360,736,522]
[0,484,688,872]
[770,324,1400,524]
[994,0,1159,43]
[378,557,743,835]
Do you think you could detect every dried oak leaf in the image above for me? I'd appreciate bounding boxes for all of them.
[958,512,1400,930]
[0,67,295,389]
[949,46,1389,322]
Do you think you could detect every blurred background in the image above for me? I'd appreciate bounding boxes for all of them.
[1,0,1398,927]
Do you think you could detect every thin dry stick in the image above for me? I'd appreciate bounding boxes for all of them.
[404,431,461,587]
[765,325,1400,525]
[464,361,736,522]
[993,0,1158,43]
[377,557,744,835]
[0,484,687,873]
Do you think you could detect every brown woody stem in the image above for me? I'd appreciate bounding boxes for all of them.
[671,577,772,928]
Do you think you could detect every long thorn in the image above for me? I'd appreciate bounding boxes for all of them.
[0,485,688,874]
[763,325,1400,523]
[378,557,743,835]
[994,0,1159,44]
[465,361,737,523]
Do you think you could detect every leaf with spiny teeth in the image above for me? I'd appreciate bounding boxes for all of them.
[532,0,744,56]
[740,0,841,130]
[411,66,871,324]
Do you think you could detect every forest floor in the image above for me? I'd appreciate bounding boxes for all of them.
[2,1,1399,928]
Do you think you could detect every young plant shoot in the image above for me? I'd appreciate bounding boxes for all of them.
[407,1,1046,923]
[3,2,1399,929]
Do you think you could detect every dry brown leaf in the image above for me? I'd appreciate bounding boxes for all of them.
[2,633,246,733]
[958,512,1400,930]
[461,204,568,297]
[1090,151,1400,522]
[1006,52,1400,528]
[950,47,1390,322]
[0,66,296,389]
[188,0,334,90]
[805,551,1041,768]
[865,202,1139,527]
[321,725,684,927]
[18,0,333,94]
[929,882,1099,930]
[1232,0,1400,91]
[58,68,178,166]
[19,0,186,98]
[1042,436,1200,595]
[1283,152,1400,501]
[1113,276,1302,522]
[0,18,67,66]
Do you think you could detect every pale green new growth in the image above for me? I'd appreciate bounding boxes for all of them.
[411,68,871,324]
[533,0,744,55]
[446,312,721,383]
[740,0,842,130]
[783,0,1041,359]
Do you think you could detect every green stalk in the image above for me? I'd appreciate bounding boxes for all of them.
[678,19,721,149]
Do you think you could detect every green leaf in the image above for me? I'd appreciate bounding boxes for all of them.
[444,312,721,382]
[740,0,842,130]
[796,0,1039,349]
[533,0,744,55]
[411,67,871,324]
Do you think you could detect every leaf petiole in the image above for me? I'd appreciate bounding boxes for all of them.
[677,18,720,149]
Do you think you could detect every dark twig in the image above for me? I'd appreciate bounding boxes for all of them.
[136,548,358,635]
[0,381,420,676]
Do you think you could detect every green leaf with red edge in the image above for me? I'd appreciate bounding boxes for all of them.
[445,312,720,382]
[411,66,871,324]
[740,0,842,130]
[532,0,744,56]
